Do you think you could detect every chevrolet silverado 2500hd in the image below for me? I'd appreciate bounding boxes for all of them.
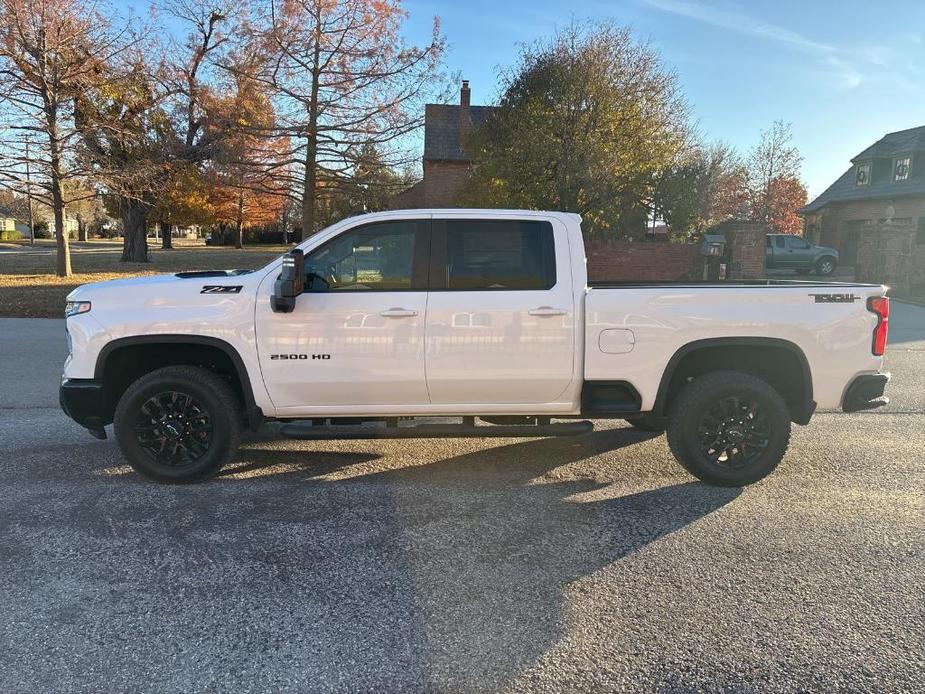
[60,210,891,486]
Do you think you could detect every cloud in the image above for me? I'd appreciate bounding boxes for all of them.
[642,0,836,54]
[640,0,920,92]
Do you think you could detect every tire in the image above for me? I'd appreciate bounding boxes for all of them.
[114,365,242,483]
[625,413,664,432]
[815,256,836,276]
[666,371,791,487]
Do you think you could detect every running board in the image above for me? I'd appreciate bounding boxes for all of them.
[277,420,594,440]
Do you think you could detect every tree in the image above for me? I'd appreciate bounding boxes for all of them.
[78,51,169,262]
[461,20,689,237]
[62,180,108,241]
[314,143,413,228]
[79,0,237,261]
[0,0,130,275]
[655,142,747,238]
[237,0,446,236]
[763,175,807,234]
[150,162,215,248]
[205,57,288,248]
[746,121,807,234]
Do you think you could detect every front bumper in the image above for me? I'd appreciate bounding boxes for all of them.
[60,379,109,439]
[842,373,890,413]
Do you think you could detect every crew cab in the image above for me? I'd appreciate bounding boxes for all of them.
[766,233,839,275]
[60,210,891,486]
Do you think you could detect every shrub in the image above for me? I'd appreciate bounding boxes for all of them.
[0,229,23,241]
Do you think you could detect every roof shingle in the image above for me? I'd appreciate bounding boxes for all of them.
[423,104,495,162]
[802,125,925,213]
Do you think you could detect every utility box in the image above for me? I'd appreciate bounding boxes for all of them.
[701,234,726,257]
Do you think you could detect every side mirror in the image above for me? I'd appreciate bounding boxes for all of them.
[271,249,304,313]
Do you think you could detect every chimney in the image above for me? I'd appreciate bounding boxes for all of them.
[458,79,471,151]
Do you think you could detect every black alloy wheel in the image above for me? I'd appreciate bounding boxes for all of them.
[667,371,791,486]
[695,395,770,469]
[134,390,213,466]
[114,365,242,483]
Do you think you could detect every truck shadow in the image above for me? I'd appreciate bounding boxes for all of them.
[191,428,743,690]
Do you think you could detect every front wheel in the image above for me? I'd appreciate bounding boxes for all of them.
[816,256,837,275]
[114,365,242,483]
[666,371,791,486]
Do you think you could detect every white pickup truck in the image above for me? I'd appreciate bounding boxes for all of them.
[61,209,891,486]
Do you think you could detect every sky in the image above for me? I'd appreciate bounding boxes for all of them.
[401,0,925,198]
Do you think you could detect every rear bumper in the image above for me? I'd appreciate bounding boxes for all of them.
[60,379,108,439]
[842,373,890,413]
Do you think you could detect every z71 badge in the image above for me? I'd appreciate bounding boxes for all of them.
[808,293,861,304]
[201,285,243,294]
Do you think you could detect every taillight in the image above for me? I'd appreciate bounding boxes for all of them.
[867,296,889,356]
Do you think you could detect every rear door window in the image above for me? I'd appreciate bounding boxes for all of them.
[438,220,556,290]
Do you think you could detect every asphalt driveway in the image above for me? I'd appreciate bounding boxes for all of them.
[0,306,923,692]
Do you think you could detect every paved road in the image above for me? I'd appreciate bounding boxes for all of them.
[1,307,924,692]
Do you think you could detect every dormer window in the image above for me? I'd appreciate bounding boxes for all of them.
[856,162,871,185]
[894,156,911,182]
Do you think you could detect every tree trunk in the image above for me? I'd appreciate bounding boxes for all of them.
[121,199,150,262]
[235,189,244,249]
[77,217,88,242]
[47,125,71,277]
[160,219,173,249]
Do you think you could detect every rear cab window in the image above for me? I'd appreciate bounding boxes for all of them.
[433,219,556,290]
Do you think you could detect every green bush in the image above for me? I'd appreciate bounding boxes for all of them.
[0,229,23,241]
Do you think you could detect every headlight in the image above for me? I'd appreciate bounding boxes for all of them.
[65,300,91,318]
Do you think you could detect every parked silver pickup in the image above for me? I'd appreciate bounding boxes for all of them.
[766,234,839,275]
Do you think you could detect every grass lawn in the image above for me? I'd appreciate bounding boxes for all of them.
[0,239,288,318]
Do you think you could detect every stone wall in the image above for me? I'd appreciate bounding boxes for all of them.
[729,223,767,279]
[713,221,767,280]
[585,239,702,282]
[856,222,925,295]
[811,196,925,263]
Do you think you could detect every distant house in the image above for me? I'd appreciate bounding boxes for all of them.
[390,80,496,209]
[47,213,80,237]
[0,206,30,238]
[800,125,925,268]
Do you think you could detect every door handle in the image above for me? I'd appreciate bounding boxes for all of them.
[528,306,568,316]
[380,307,418,318]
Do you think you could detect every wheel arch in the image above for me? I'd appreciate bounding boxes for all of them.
[95,335,262,428]
[654,337,815,425]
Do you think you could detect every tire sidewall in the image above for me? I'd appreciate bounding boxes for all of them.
[671,377,790,486]
[115,372,238,482]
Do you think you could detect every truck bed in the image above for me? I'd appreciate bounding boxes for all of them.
[583,282,886,412]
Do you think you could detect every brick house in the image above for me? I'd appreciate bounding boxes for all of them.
[390,80,495,209]
[800,125,925,272]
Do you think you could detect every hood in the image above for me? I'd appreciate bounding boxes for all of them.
[66,269,258,303]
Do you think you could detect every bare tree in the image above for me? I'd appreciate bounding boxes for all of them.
[233,0,446,235]
[0,0,131,275]
[746,121,804,230]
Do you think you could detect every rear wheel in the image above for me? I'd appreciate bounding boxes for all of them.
[114,365,242,483]
[666,371,791,486]
[816,256,837,275]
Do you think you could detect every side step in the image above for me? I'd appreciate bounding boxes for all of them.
[278,420,594,440]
